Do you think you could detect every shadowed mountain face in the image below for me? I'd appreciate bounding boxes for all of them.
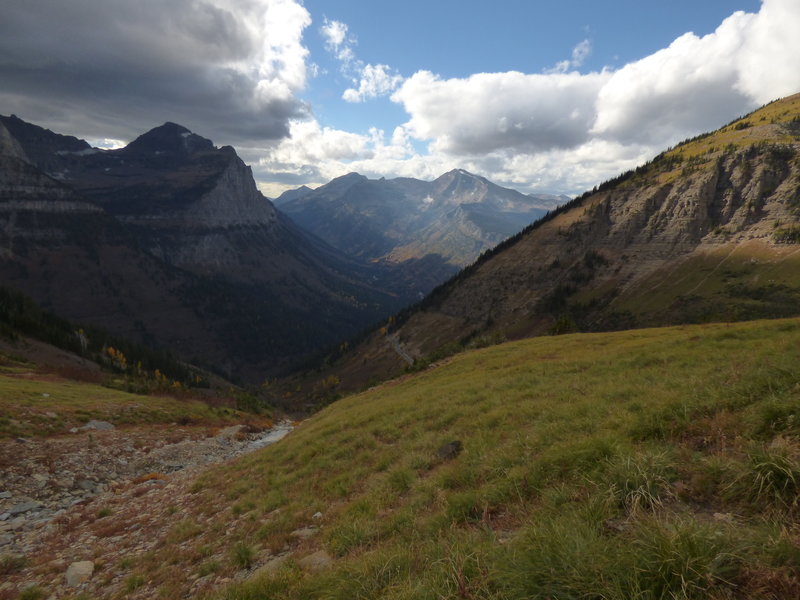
[277,170,559,287]
[0,116,406,381]
[305,93,800,392]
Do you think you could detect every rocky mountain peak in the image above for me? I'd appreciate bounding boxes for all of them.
[124,122,214,156]
[0,115,92,170]
[0,119,29,162]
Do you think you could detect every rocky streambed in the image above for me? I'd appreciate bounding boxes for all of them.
[0,421,293,557]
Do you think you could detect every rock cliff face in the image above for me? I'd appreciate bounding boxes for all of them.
[0,116,402,381]
[320,93,800,391]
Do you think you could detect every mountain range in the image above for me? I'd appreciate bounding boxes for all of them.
[0,115,551,381]
[0,116,404,381]
[277,171,561,293]
[300,93,800,393]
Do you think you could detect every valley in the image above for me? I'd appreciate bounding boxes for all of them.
[3,88,800,600]
[3,1,800,598]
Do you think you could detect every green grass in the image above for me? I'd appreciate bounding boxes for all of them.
[22,318,795,598]
[134,317,800,600]
[0,363,245,437]
[612,244,800,326]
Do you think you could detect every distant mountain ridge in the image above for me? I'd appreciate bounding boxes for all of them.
[277,169,557,284]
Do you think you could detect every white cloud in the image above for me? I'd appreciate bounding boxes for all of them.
[393,70,610,155]
[320,18,348,48]
[571,39,592,67]
[546,39,592,74]
[372,0,800,194]
[592,11,756,145]
[320,17,404,102]
[343,64,404,102]
[735,0,800,103]
[320,18,354,64]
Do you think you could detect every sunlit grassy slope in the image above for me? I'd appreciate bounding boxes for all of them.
[649,92,800,184]
[182,318,800,600]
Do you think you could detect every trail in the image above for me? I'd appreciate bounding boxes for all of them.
[386,333,414,365]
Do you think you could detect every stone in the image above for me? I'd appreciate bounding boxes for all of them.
[66,560,95,586]
[312,511,323,519]
[76,479,97,492]
[0,491,12,499]
[436,440,463,461]
[297,549,332,572]
[290,527,317,539]
[8,501,42,516]
[255,554,289,576]
[0,513,9,522]
[80,420,115,431]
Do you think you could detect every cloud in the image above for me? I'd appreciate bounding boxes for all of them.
[546,39,592,74]
[591,11,756,144]
[0,0,312,145]
[393,70,610,155]
[259,0,800,197]
[319,17,403,102]
[320,18,354,64]
[380,0,800,194]
[343,64,404,102]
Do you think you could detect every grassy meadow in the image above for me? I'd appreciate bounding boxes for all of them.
[0,356,245,438]
[127,317,800,600]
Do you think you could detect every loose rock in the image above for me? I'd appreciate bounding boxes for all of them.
[298,550,332,572]
[80,420,115,431]
[65,560,94,586]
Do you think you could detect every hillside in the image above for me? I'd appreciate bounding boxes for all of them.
[311,93,800,392]
[4,318,800,598]
[0,116,404,382]
[278,170,554,296]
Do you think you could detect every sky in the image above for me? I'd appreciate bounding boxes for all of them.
[1,0,798,198]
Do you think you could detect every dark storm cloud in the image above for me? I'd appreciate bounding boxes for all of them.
[0,0,311,145]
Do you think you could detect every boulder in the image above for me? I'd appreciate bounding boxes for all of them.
[8,501,42,516]
[298,549,332,572]
[66,560,94,586]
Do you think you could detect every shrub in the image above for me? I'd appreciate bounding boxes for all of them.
[231,542,256,569]
[0,553,27,575]
[623,517,742,599]
[19,586,46,600]
[125,574,146,593]
[604,452,676,513]
[729,439,800,509]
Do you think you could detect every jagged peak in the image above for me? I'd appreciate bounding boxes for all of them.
[124,122,214,156]
[0,114,91,156]
[0,119,30,162]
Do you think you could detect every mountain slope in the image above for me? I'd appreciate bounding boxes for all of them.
[0,117,404,381]
[278,170,552,295]
[315,93,800,391]
[8,318,800,598]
